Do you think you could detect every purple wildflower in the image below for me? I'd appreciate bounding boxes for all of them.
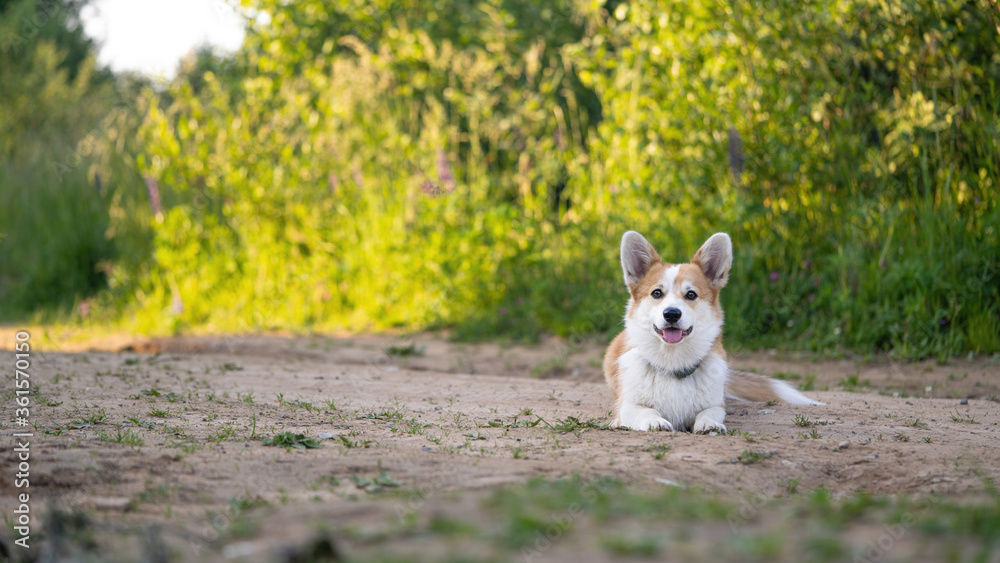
[436,149,456,193]
[144,176,163,220]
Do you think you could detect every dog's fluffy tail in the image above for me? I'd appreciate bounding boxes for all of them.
[726,370,825,405]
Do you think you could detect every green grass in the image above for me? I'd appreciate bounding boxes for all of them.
[600,535,661,557]
[126,416,155,430]
[350,471,401,493]
[548,416,608,434]
[97,427,144,448]
[772,371,803,381]
[9,474,1000,562]
[262,432,321,450]
[364,405,407,422]
[737,450,773,464]
[395,418,426,435]
[782,475,802,495]
[797,375,817,392]
[427,516,479,537]
[647,444,671,460]
[207,422,239,444]
[950,411,977,424]
[338,435,374,449]
[792,414,814,427]
[839,376,871,392]
[384,344,426,356]
[76,410,107,425]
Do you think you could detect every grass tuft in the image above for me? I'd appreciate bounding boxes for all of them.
[263,432,322,450]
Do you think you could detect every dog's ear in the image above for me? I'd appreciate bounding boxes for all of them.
[691,233,732,289]
[620,231,661,288]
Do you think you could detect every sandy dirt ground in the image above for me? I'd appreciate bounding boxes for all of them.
[1,331,999,561]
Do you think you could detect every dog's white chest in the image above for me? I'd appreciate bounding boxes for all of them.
[617,350,727,431]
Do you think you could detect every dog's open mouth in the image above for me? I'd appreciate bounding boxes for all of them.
[655,325,693,344]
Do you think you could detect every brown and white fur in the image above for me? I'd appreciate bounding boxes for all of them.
[603,231,822,433]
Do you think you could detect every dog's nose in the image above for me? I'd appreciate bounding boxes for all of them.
[663,307,682,323]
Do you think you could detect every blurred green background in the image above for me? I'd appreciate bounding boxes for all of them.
[1,0,998,358]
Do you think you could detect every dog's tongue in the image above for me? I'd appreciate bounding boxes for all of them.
[661,328,684,343]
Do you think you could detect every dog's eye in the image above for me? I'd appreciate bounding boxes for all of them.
[651,288,663,299]
[685,290,698,300]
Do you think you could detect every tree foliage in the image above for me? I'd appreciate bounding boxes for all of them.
[2,0,999,357]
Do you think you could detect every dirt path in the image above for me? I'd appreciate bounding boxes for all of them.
[2,333,999,561]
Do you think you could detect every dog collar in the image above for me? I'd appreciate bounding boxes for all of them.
[671,360,701,379]
[648,359,702,379]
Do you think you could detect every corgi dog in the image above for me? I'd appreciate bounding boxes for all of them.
[603,231,822,433]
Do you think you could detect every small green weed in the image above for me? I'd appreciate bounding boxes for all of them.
[548,416,605,434]
[263,432,322,450]
[839,375,871,392]
[601,535,661,557]
[384,344,426,356]
[338,435,374,448]
[736,450,773,464]
[949,411,976,424]
[647,444,670,460]
[126,416,155,430]
[782,475,802,494]
[351,471,400,492]
[98,427,144,448]
[797,374,817,392]
[772,371,802,381]
[208,423,238,443]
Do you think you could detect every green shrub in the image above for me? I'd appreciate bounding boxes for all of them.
[3,0,998,357]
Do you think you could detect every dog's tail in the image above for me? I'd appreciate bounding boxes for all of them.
[726,370,825,405]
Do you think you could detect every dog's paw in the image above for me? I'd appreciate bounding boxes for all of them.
[633,414,674,432]
[693,419,726,434]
